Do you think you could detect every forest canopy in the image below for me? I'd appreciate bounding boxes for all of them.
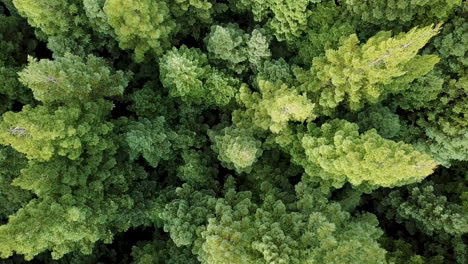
[0,0,466,263]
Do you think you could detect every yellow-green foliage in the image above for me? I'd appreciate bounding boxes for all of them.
[296,24,441,114]
[12,0,86,37]
[160,45,238,106]
[104,0,176,62]
[186,178,387,264]
[301,119,437,188]
[0,1,466,263]
[209,127,262,173]
[18,53,129,104]
[0,101,114,161]
[235,80,315,133]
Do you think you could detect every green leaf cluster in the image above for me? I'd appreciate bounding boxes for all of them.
[0,1,467,263]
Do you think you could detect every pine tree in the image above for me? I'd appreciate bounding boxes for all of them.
[294,119,437,188]
[103,0,176,62]
[234,80,315,133]
[296,24,441,114]
[159,45,238,107]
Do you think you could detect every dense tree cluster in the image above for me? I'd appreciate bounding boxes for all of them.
[0,0,466,263]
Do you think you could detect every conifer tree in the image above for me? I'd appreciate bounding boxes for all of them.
[159,45,238,107]
[0,0,466,263]
[234,80,315,133]
[209,126,263,173]
[0,53,154,260]
[296,24,441,114]
[415,76,468,166]
[343,0,462,26]
[302,119,437,188]
[103,0,176,62]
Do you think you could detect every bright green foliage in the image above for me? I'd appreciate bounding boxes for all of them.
[18,54,129,104]
[159,45,238,106]
[124,117,174,168]
[0,113,157,259]
[10,0,109,56]
[0,53,127,161]
[12,0,86,37]
[415,77,468,165]
[190,179,387,264]
[0,157,155,260]
[297,24,440,114]
[343,0,462,25]
[0,101,114,161]
[382,184,468,236]
[209,127,262,173]
[234,81,315,133]
[102,0,220,61]
[301,119,437,188]
[247,29,272,68]
[103,0,176,62]
[1,0,467,262]
[159,177,387,264]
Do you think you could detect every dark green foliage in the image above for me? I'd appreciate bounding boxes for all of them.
[131,233,199,264]
[0,147,31,223]
[0,0,466,263]
[372,165,468,263]
[393,70,445,110]
[294,1,356,66]
[382,183,468,236]
[0,65,33,113]
[0,10,36,113]
[353,105,403,139]
[230,0,322,42]
[424,8,467,77]
[343,0,462,26]
[415,77,468,166]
